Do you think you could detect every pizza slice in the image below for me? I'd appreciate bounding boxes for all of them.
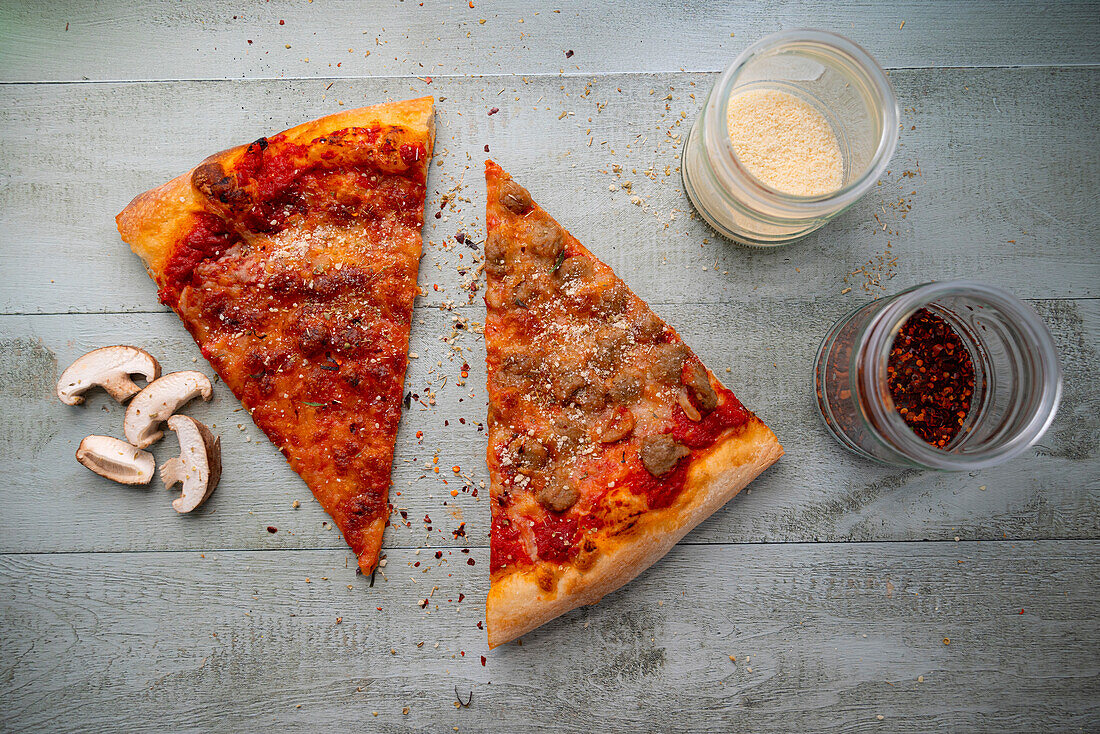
[483,160,782,647]
[117,97,436,574]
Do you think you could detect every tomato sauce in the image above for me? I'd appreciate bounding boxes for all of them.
[490,513,531,576]
[533,514,578,564]
[160,212,237,306]
[671,387,750,449]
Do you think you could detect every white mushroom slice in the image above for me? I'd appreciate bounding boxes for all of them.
[57,346,161,405]
[76,435,155,485]
[124,371,213,448]
[160,415,222,514]
[677,389,703,422]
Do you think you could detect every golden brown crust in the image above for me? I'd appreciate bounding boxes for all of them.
[116,96,436,288]
[116,97,435,574]
[487,418,781,647]
[482,160,783,647]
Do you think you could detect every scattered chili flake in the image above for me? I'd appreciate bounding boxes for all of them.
[481,655,487,666]
[477,620,483,629]
[267,526,277,533]
[484,144,490,152]
[565,49,574,58]
[488,107,499,116]
[887,308,975,448]
[279,19,285,25]
[467,558,475,566]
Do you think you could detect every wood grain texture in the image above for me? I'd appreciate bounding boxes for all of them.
[1,0,1098,82]
[2,6,1099,730]
[1,298,1095,555]
[1,68,1098,317]
[2,542,1097,733]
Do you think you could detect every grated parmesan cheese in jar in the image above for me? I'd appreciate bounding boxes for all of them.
[680,30,898,246]
[725,89,843,196]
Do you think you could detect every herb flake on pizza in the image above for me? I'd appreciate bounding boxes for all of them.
[116,97,435,574]
[483,160,782,647]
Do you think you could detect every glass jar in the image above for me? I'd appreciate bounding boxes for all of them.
[681,29,899,246]
[814,280,1062,470]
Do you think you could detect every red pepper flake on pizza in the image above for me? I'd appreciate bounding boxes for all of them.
[482,160,782,647]
[116,97,436,574]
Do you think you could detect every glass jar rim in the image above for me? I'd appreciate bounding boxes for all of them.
[705,29,900,216]
[857,279,1063,470]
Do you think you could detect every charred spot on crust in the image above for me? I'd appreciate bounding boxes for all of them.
[573,536,599,571]
[193,161,250,210]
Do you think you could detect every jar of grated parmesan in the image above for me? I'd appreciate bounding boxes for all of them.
[682,30,899,246]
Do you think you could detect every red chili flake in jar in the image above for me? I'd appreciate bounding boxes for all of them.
[887,308,975,448]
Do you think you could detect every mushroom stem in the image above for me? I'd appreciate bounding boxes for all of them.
[76,435,155,485]
[57,346,161,406]
[124,371,213,448]
[161,415,222,513]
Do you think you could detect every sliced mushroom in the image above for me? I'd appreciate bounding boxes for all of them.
[76,435,155,485]
[57,346,161,405]
[677,390,702,422]
[160,415,222,514]
[598,406,636,443]
[124,371,213,448]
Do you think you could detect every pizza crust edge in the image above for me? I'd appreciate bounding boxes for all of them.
[116,95,436,286]
[486,416,782,648]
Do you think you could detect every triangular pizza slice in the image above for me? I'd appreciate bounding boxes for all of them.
[483,160,782,646]
[117,97,435,573]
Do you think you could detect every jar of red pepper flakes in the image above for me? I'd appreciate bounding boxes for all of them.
[813,280,1062,469]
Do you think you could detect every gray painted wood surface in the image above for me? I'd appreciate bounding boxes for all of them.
[3,542,1097,732]
[1,2,1098,732]
[1,299,1096,556]
[1,0,1098,81]
[2,67,1099,316]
